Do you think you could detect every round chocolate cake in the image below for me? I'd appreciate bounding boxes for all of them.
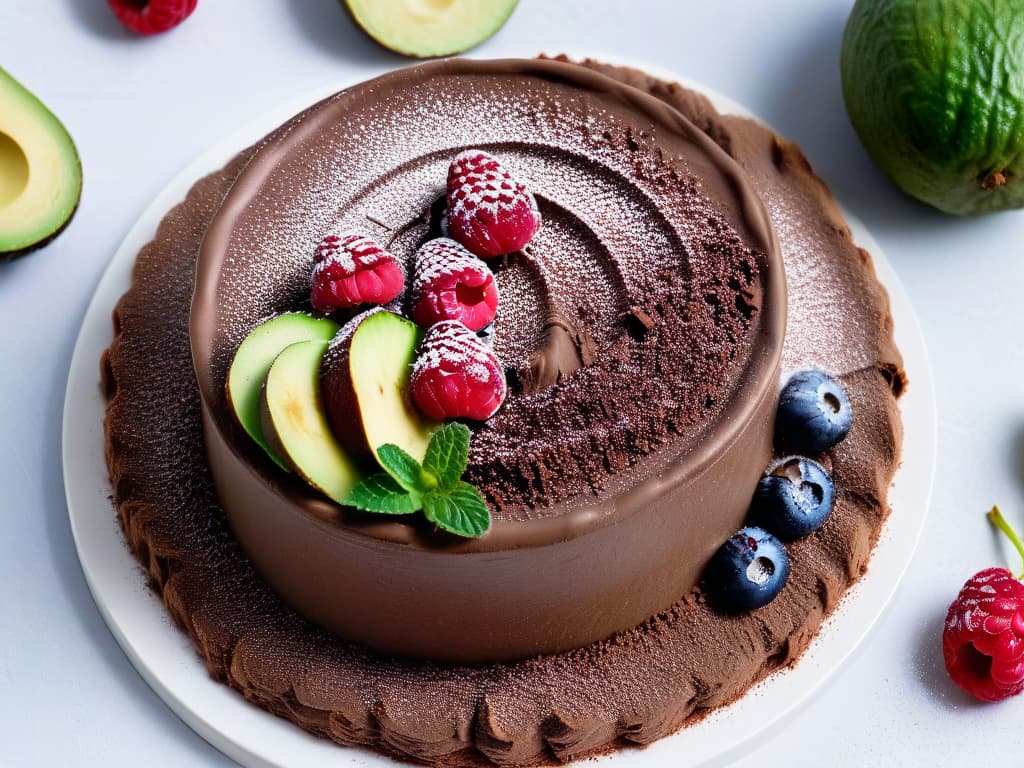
[102,57,904,766]
[191,58,785,663]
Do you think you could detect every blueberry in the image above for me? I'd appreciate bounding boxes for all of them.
[775,370,852,453]
[703,526,790,612]
[751,457,835,538]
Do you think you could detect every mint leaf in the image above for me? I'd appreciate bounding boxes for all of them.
[357,429,490,535]
[423,423,470,489]
[344,474,421,515]
[375,444,434,493]
[422,481,490,538]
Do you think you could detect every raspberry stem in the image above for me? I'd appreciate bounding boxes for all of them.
[987,506,1024,579]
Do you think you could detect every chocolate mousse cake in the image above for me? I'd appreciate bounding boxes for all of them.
[102,56,904,765]
[192,58,784,664]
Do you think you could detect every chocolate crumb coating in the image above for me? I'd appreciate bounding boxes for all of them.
[102,59,904,766]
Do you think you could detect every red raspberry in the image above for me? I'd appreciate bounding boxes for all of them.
[410,320,506,421]
[310,233,405,314]
[942,508,1024,702]
[446,150,540,258]
[108,0,198,35]
[410,238,499,332]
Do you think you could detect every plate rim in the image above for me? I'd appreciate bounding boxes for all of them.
[62,55,937,768]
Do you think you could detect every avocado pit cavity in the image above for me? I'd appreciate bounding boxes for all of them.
[0,131,29,207]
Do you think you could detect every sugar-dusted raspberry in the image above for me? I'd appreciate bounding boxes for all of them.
[446,149,540,258]
[108,0,198,35]
[410,238,498,331]
[410,320,506,421]
[310,233,405,314]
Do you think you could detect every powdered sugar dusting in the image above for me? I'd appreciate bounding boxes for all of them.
[767,198,876,376]
[449,150,537,220]
[411,238,492,296]
[410,237,498,331]
[315,232,394,274]
[309,231,405,312]
[413,320,499,382]
[446,149,541,257]
[328,305,385,353]
[410,320,507,422]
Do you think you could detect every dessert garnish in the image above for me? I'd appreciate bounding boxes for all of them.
[410,320,506,421]
[322,310,436,463]
[343,0,520,59]
[108,0,198,35]
[750,457,836,538]
[703,527,791,611]
[227,313,340,468]
[842,0,1024,215]
[943,507,1024,701]
[775,370,853,453]
[345,422,491,538]
[410,237,499,331]
[261,339,362,504]
[446,149,541,258]
[229,148,523,512]
[310,233,406,314]
[706,368,853,611]
[0,68,82,261]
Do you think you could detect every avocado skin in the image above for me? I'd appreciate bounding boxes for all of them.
[842,0,1024,216]
[1,192,81,262]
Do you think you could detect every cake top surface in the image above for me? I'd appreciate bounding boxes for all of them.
[191,58,785,543]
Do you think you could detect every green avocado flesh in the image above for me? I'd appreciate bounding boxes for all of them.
[227,313,340,468]
[842,0,1024,215]
[344,0,518,58]
[261,340,363,505]
[0,67,82,258]
[346,311,435,463]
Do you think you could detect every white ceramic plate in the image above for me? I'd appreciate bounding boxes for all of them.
[63,58,936,768]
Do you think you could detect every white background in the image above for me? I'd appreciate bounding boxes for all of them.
[2,0,1022,765]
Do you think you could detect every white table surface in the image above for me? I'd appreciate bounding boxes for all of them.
[2,0,1022,765]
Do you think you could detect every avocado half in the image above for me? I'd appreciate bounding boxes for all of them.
[0,67,82,260]
[344,0,519,58]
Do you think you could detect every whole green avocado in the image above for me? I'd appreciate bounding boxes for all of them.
[841,0,1024,215]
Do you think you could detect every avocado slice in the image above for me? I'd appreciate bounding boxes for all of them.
[227,313,340,468]
[321,310,437,464]
[260,340,363,504]
[344,0,519,58]
[0,67,82,260]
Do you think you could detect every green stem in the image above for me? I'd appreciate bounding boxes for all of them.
[987,506,1024,580]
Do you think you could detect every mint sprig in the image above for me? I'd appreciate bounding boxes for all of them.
[343,423,491,538]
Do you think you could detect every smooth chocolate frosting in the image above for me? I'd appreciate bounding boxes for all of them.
[190,58,786,662]
[102,58,904,766]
